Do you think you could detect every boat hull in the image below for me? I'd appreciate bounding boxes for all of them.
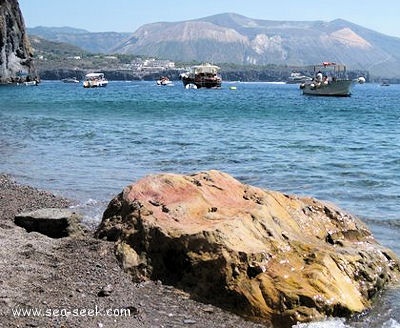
[83,81,108,88]
[20,81,39,86]
[156,80,173,86]
[286,78,312,84]
[182,76,221,89]
[301,80,353,96]
[62,78,80,83]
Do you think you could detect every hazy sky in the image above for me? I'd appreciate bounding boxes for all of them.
[18,0,400,38]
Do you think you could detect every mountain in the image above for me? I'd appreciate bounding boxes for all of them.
[27,13,400,78]
[27,26,131,54]
[29,35,88,56]
[113,13,400,78]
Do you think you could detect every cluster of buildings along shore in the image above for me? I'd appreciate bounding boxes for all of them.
[38,55,178,73]
[37,52,176,68]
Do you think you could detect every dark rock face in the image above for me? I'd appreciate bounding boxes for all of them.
[15,208,85,238]
[96,170,400,327]
[0,0,38,83]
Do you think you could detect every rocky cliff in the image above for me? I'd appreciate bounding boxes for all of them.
[96,170,400,327]
[0,0,37,83]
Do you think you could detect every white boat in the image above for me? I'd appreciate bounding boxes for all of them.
[156,76,173,86]
[22,80,39,86]
[83,73,108,88]
[286,72,312,84]
[15,71,40,86]
[300,62,354,97]
[180,63,222,89]
[62,77,80,83]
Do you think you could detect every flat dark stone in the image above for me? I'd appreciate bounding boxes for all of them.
[14,208,83,238]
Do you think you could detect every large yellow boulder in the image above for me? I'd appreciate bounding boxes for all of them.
[96,170,400,327]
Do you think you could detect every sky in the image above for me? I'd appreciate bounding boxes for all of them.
[18,0,400,38]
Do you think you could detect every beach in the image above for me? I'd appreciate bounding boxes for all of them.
[0,174,268,328]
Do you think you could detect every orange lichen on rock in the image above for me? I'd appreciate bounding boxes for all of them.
[96,170,400,327]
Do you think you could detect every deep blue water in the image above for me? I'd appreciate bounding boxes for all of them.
[1,80,400,327]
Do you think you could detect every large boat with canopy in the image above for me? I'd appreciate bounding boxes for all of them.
[180,63,222,89]
[83,73,108,88]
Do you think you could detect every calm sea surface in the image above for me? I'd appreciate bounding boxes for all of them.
[1,80,400,327]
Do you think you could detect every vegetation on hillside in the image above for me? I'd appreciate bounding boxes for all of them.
[30,35,372,82]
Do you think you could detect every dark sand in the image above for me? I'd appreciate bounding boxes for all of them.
[0,174,266,328]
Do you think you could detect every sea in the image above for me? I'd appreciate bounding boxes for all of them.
[1,80,400,327]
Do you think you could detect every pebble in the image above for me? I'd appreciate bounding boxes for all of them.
[98,284,113,297]
[202,306,215,313]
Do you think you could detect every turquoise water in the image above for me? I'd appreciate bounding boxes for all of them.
[1,80,400,327]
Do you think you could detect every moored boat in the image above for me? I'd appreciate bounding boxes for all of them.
[286,72,312,84]
[300,62,354,97]
[156,76,173,86]
[83,73,108,88]
[20,80,39,86]
[180,63,222,89]
[62,77,80,83]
